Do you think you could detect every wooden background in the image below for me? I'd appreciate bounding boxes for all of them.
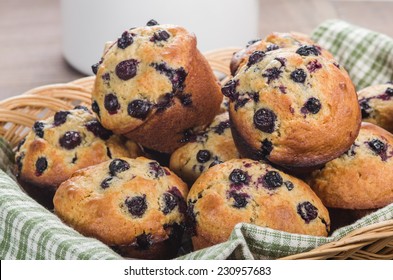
[1,0,392,100]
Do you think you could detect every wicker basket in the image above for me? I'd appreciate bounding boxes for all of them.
[1,48,392,260]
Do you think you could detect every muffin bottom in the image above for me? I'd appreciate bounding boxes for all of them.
[111,223,185,259]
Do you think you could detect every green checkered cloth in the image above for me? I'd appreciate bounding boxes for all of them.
[1,19,393,260]
[178,205,393,260]
[312,19,393,89]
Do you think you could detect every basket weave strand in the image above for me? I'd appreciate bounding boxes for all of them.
[0,48,392,260]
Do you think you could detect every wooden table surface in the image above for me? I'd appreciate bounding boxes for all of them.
[1,0,393,101]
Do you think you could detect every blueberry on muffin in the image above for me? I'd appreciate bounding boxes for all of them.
[53,157,188,259]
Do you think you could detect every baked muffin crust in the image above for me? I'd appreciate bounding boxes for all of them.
[309,122,393,209]
[225,47,361,170]
[187,159,330,250]
[92,23,222,153]
[54,157,188,259]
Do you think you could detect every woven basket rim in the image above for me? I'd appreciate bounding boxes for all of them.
[0,47,392,260]
[282,218,393,259]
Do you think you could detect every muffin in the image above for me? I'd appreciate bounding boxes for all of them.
[230,32,334,76]
[91,20,223,153]
[308,122,393,230]
[224,47,361,172]
[187,159,330,250]
[170,113,240,185]
[358,82,393,133]
[15,106,139,208]
[54,157,188,259]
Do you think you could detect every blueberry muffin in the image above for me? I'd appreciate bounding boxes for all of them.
[169,113,240,185]
[230,32,334,76]
[15,107,139,207]
[224,47,361,172]
[358,83,393,133]
[91,20,222,153]
[187,159,330,250]
[308,122,393,230]
[53,157,188,259]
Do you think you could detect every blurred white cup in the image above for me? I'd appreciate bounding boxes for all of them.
[61,0,259,75]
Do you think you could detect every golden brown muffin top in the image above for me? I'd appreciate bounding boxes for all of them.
[15,107,137,189]
[224,47,361,168]
[309,122,393,209]
[187,159,330,248]
[169,113,240,185]
[54,157,188,247]
[230,32,334,76]
[358,83,393,133]
[92,23,197,134]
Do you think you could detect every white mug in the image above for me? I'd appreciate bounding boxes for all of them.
[61,0,259,75]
